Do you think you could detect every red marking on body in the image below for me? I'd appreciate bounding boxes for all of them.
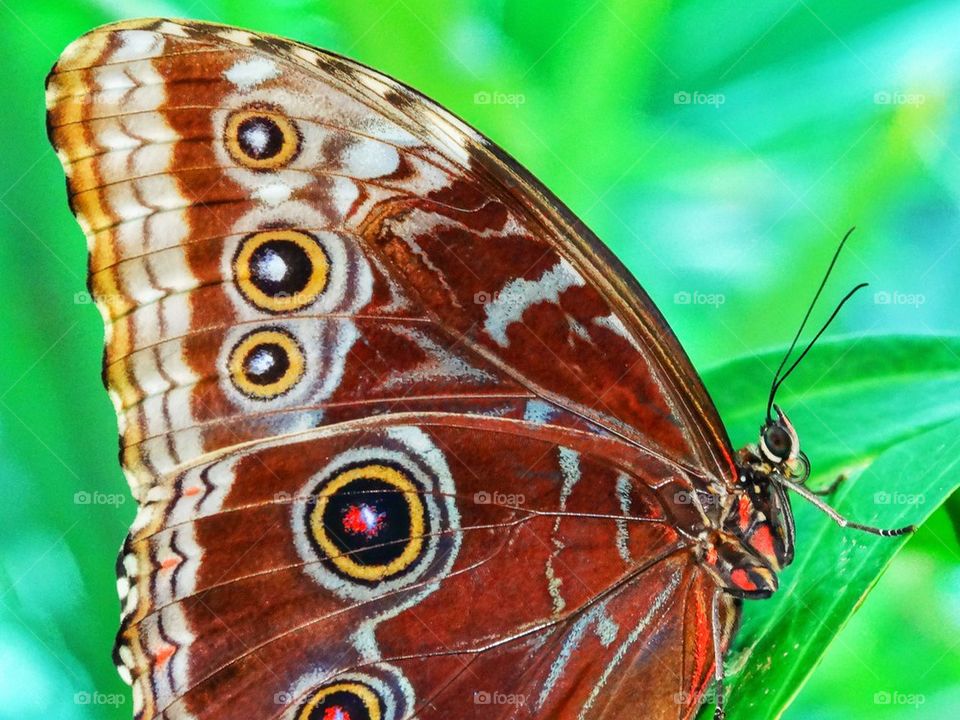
[343,503,386,538]
[706,546,718,566]
[154,644,175,666]
[731,568,757,592]
[750,525,776,561]
[323,707,351,720]
[161,557,181,570]
[737,495,753,530]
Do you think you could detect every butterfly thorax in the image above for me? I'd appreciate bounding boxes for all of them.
[693,473,791,599]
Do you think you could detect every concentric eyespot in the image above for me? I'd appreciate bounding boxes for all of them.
[233,229,330,312]
[225,106,300,170]
[285,666,414,720]
[292,429,460,602]
[296,680,383,720]
[227,327,305,400]
[307,462,425,584]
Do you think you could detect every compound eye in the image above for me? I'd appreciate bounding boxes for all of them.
[761,424,792,462]
[760,416,800,465]
[759,405,801,465]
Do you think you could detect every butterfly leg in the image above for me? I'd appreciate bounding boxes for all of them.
[712,591,726,720]
[810,472,847,496]
[780,476,916,536]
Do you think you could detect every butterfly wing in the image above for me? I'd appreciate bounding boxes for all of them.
[46,18,740,720]
[114,414,735,719]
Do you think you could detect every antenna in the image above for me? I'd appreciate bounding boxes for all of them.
[766,227,860,421]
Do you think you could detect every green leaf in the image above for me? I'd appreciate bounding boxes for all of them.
[696,335,960,719]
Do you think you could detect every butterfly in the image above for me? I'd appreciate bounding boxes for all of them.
[45,18,913,720]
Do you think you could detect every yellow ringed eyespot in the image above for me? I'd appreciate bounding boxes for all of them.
[233,229,330,312]
[227,327,305,400]
[224,106,301,170]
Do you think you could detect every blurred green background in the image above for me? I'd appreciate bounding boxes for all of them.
[1,1,957,718]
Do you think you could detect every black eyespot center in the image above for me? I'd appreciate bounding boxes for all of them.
[242,342,290,385]
[320,476,412,566]
[236,115,284,160]
[249,239,312,296]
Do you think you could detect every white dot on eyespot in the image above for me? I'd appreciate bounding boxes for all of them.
[247,349,276,375]
[242,125,270,155]
[253,249,288,282]
[360,505,381,531]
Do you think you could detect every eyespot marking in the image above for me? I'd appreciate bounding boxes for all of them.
[227,327,305,399]
[297,680,383,720]
[307,462,425,584]
[225,106,300,170]
[233,229,330,312]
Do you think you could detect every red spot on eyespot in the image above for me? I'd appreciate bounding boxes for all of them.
[155,644,175,666]
[750,525,776,561]
[161,557,181,570]
[323,707,351,720]
[737,495,752,530]
[184,486,200,496]
[343,503,386,538]
[731,568,757,592]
